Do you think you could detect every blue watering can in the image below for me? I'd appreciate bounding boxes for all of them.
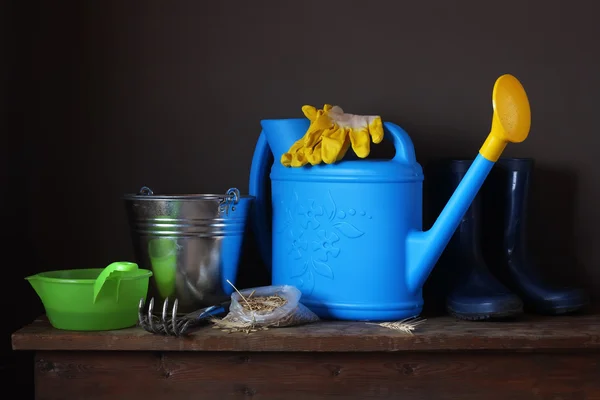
[248,74,532,321]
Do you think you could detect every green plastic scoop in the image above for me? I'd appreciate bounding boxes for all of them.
[93,261,139,304]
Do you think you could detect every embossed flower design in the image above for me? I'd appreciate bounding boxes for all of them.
[297,200,324,230]
[286,229,307,260]
[286,190,370,297]
[312,230,340,262]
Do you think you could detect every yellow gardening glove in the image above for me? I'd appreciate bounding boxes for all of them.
[326,105,384,159]
[281,105,333,167]
[281,104,384,167]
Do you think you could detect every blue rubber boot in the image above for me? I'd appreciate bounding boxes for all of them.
[482,158,590,315]
[431,159,524,321]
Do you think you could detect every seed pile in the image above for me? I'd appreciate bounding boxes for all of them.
[210,288,290,334]
[210,317,269,334]
[210,281,319,335]
[240,290,288,313]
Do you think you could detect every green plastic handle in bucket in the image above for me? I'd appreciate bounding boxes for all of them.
[93,261,139,304]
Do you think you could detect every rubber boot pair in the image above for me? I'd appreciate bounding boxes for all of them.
[429,158,589,321]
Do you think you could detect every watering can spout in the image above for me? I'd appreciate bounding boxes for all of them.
[249,118,311,271]
[405,74,532,293]
[259,118,311,162]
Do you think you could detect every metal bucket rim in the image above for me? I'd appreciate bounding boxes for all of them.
[122,193,255,201]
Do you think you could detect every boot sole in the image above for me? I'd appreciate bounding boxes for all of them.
[447,305,524,321]
[528,302,590,316]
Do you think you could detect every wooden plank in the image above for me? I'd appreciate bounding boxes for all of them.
[13,312,600,352]
[34,351,600,400]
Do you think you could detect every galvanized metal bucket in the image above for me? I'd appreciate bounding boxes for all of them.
[123,186,254,313]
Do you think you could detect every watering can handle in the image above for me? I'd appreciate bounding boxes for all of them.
[383,121,418,164]
[248,122,417,273]
[248,131,273,273]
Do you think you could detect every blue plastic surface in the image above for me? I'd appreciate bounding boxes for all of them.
[249,131,273,272]
[248,118,497,321]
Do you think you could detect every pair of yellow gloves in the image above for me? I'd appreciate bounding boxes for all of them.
[281,104,384,167]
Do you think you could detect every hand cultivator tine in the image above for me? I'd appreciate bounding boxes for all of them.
[138,297,228,336]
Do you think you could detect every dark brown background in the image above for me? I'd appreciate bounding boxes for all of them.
[4,0,599,395]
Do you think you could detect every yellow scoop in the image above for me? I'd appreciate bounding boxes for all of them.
[479,74,532,162]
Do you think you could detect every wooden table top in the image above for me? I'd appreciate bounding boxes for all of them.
[12,310,600,353]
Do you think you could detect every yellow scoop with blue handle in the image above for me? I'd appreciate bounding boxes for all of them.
[406,73,531,292]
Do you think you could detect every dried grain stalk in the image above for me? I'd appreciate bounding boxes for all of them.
[367,317,426,334]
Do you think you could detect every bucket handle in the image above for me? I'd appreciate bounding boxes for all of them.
[218,188,241,216]
[93,262,138,304]
[138,186,154,196]
[135,185,240,216]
